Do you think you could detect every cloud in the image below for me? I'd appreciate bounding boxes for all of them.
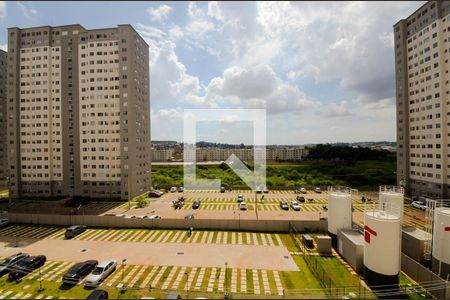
[319,101,353,118]
[147,5,173,22]
[204,64,316,114]
[17,2,37,18]
[187,2,204,18]
[0,1,6,19]
[0,44,6,51]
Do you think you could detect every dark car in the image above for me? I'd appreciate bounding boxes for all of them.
[280,201,289,210]
[9,255,46,280]
[220,187,226,193]
[192,200,201,209]
[296,196,305,203]
[86,290,109,300]
[65,225,87,239]
[149,190,164,198]
[0,253,29,276]
[63,260,98,284]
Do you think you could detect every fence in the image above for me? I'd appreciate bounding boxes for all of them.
[401,253,450,299]
[2,213,328,233]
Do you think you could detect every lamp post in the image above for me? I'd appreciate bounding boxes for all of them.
[38,268,43,292]
[224,262,228,297]
[185,271,189,299]
[121,258,127,290]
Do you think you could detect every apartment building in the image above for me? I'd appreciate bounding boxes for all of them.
[151,149,173,162]
[0,50,6,187]
[394,1,450,198]
[7,24,151,200]
[183,147,308,162]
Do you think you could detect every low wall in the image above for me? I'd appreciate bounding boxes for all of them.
[3,213,328,233]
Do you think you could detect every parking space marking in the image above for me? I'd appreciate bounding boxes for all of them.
[273,271,284,296]
[129,265,147,287]
[106,265,130,287]
[261,269,270,295]
[23,293,32,299]
[200,232,207,244]
[252,233,259,246]
[117,265,140,288]
[222,232,228,244]
[49,262,76,282]
[238,233,243,245]
[171,266,186,290]
[161,231,174,243]
[187,267,198,289]
[130,230,146,242]
[142,231,158,243]
[231,268,237,293]
[175,232,186,243]
[139,266,157,289]
[161,266,178,290]
[11,292,23,299]
[194,267,205,290]
[117,230,135,242]
[171,231,181,243]
[252,270,260,294]
[99,230,120,242]
[231,232,236,244]
[0,291,12,299]
[125,231,142,242]
[206,267,217,292]
[217,268,225,292]
[29,261,58,279]
[241,269,247,293]
[275,234,283,246]
[151,265,168,288]
[109,230,128,242]
[266,234,275,246]
[260,233,268,246]
[42,261,71,281]
[245,232,251,245]
[216,232,222,244]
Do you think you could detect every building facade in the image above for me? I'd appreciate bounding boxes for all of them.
[395,1,450,199]
[0,50,6,188]
[7,24,151,200]
[151,149,173,162]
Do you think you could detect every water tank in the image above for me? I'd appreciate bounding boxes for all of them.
[328,186,353,247]
[379,186,404,222]
[431,207,450,280]
[363,203,402,287]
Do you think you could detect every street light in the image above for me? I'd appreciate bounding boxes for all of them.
[38,268,43,292]
[224,262,228,297]
[121,258,127,291]
[185,271,189,299]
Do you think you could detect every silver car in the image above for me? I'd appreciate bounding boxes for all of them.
[84,260,117,287]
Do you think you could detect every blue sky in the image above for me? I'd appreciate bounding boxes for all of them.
[0,1,424,145]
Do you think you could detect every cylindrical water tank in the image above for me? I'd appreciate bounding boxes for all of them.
[432,208,450,279]
[379,186,404,222]
[363,205,402,287]
[327,186,353,247]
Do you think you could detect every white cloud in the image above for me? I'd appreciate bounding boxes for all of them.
[0,44,7,51]
[207,1,223,21]
[17,2,37,18]
[147,5,173,22]
[187,2,204,18]
[0,1,6,19]
[186,20,215,37]
[319,101,353,118]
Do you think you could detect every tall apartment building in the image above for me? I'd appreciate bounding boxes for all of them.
[0,50,7,187]
[394,1,450,199]
[6,24,151,200]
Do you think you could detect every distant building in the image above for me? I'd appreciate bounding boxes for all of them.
[7,24,151,200]
[0,50,6,187]
[394,1,450,198]
[152,149,174,162]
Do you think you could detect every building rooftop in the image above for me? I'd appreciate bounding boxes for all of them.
[402,226,432,241]
[339,229,364,246]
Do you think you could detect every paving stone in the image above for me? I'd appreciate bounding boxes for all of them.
[246,232,252,245]
[252,233,259,245]
[151,265,168,287]
[139,266,157,288]
[161,231,173,243]
[217,268,225,292]
[231,232,236,244]
[206,268,217,292]
[171,231,181,243]
[143,231,159,243]
[240,269,247,293]
[261,270,270,294]
[231,269,237,293]
[171,266,186,290]
[34,295,43,300]
[23,285,31,290]
[200,232,207,244]
[129,265,147,287]
[176,232,187,243]
[238,233,243,245]
[252,270,260,294]
[0,291,13,299]
[188,267,198,289]
[207,232,214,244]
[274,234,283,246]
[266,234,275,246]
[161,266,178,289]
[273,271,284,296]
[107,265,130,287]
[23,294,32,299]
[222,232,228,244]
[194,268,206,290]
[11,293,23,299]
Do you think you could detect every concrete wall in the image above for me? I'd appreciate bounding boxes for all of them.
[337,230,364,273]
[2,213,327,233]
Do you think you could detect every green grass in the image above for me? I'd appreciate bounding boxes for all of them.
[399,273,429,299]
[152,160,395,190]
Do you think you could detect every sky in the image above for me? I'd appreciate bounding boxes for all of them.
[0,1,425,145]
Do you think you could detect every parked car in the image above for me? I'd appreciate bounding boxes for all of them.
[412,201,427,210]
[192,200,201,210]
[237,194,244,203]
[0,253,29,276]
[86,290,109,300]
[314,187,321,193]
[9,255,46,280]
[84,260,117,287]
[178,187,184,193]
[0,218,9,229]
[148,215,161,220]
[185,213,194,220]
[65,225,87,239]
[239,202,247,211]
[170,187,177,193]
[63,260,98,284]
[290,201,301,211]
[279,201,289,210]
[296,196,305,203]
[149,190,164,198]
[256,187,262,194]
[300,187,307,194]
[263,186,269,193]
[220,187,226,193]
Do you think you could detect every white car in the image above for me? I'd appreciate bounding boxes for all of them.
[314,187,321,193]
[178,187,184,192]
[170,187,177,193]
[300,187,307,194]
[84,260,117,287]
[411,201,427,210]
[148,215,161,220]
[256,187,262,193]
[263,186,269,193]
[237,194,244,202]
[0,218,9,229]
[290,201,301,211]
[239,202,247,211]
